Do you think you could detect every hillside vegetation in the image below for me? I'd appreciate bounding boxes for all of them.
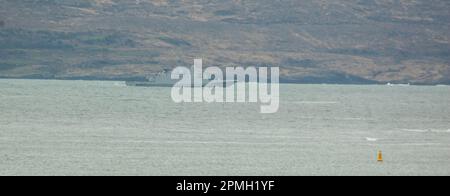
[0,0,449,84]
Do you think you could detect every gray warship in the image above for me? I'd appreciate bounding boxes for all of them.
[126,69,239,87]
[126,69,178,87]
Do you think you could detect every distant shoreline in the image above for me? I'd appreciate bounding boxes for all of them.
[1,76,449,86]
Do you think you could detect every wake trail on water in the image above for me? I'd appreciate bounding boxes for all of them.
[401,129,450,133]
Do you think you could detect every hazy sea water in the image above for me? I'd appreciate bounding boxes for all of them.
[0,79,449,176]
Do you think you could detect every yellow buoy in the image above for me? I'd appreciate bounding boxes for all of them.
[377,150,383,162]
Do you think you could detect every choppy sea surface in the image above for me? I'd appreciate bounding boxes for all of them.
[0,79,449,176]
